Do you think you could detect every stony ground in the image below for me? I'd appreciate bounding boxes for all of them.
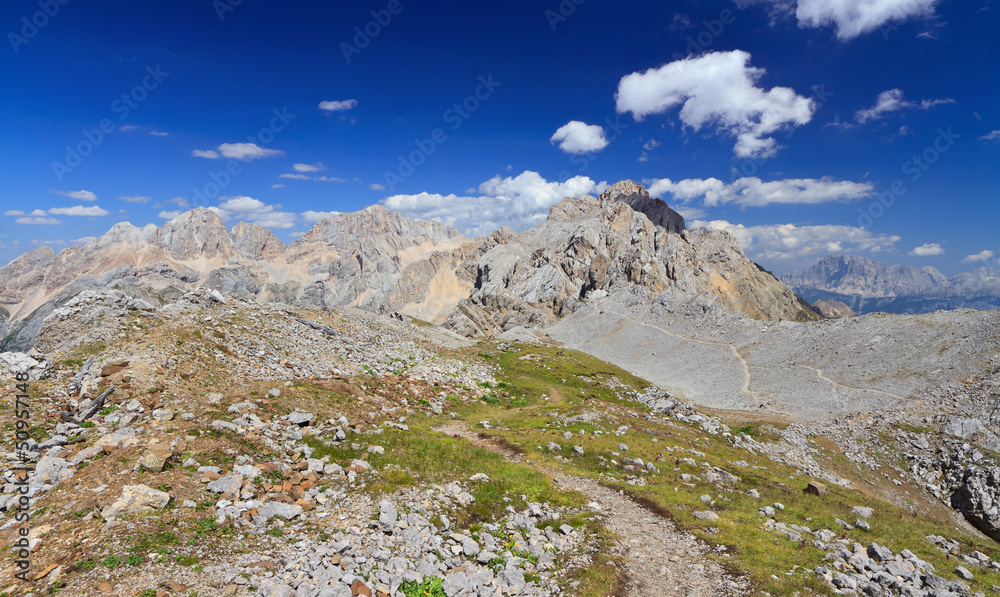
[3,289,1000,597]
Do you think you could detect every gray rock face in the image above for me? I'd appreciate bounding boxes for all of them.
[207,474,244,495]
[446,184,816,337]
[101,484,171,519]
[8,180,815,352]
[953,466,1000,542]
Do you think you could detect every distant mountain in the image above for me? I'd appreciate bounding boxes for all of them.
[782,255,1000,314]
[0,180,817,351]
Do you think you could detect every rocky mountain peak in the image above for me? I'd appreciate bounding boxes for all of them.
[598,179,686,234]
[231,222,286,260]
[152,208,234,260]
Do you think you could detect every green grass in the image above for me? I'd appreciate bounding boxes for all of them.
[440,340,1000,595]
[400,577,445,597]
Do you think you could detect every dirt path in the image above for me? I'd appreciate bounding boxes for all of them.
[434,421,748,596]
[799,364,907,401]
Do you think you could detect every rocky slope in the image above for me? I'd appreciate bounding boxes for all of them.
[784,254,1000,314]
[0,181,815,351]
[4,292,1000,595]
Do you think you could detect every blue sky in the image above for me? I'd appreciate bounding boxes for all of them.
[0,0,997,274]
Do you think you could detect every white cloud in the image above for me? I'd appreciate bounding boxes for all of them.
[550,121,609,154]
[159,210,182,220]
[192,143,284,161]
[293,163,325,172]
[120,125,139,132]
[301,210,343,223]
[672,205,707,220]
[615,51,815,158]
[692,219,901,265]
[150,131,169,136]
[963,250,995,263]
[167,197,190,207]
[288,231,307,240]
[979,131,1000,143]
[117,195,151,204]
[217,143,284,160]
[909,242,944,256]
[370,183,386,191]
[16,216,61,225]
[280,172,345,183]
[271,184,286,189]
[7,209,49,217]
[319,99,358,112]
[48,205,110,217]
[53,189,97,201]
[855,89,954,123]
[791,0,942,40]
[210,196,296,229]
[646,176,873,208]
[383,170,608,236]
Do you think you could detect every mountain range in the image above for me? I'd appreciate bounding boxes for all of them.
[0,180,817,352]
[783,254,1000,315]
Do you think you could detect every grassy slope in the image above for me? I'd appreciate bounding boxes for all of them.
[448,341,1000,596]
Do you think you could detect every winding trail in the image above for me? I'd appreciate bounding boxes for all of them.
[434,421,748,596]
[799,364,907,401]
[594,309,906,406]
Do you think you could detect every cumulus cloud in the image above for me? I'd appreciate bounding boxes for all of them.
[979,131,1000,143]
[193,143,284,161]
[53,189,97,201]
[279,174,311,180]
[550,121,609,154]
[301,210,343,223]
[319,99,358,112]
[6,209,47,217]
[293,163,325,172]
[909,242,944,256]
[692,219,901,265]
[209,196,296,229]
[855,89,954,123]
[615,51,815,158]
[218,143,284,160]
[792,0,941,40]
[117,195,151,204]
[370,183,386,191]
[150,131,169,136]
[963,250,995,263]
[48,205,110,217]
[159,210,182,220]
[383,170,608,236]
[16,216,61,225]
[646,176,873,208]
[167,197,190,208]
